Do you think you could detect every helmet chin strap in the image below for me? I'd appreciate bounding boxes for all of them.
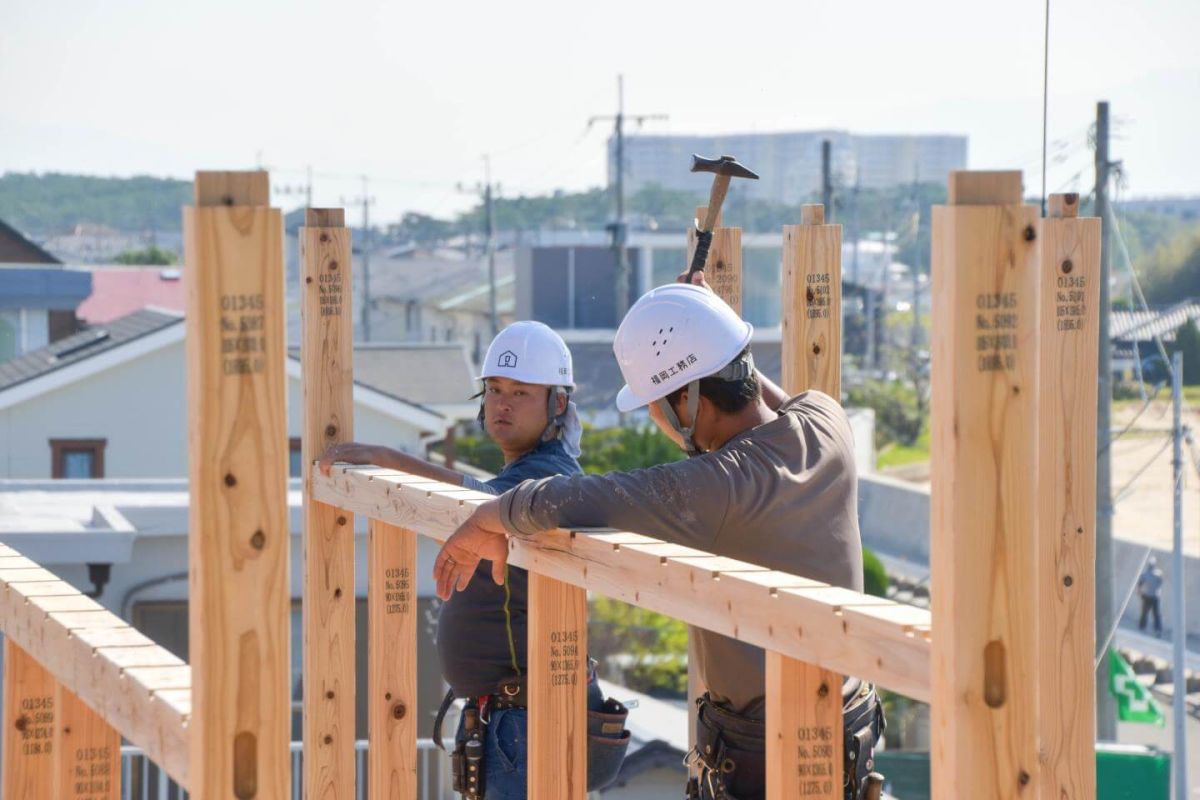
[656,379,701,456]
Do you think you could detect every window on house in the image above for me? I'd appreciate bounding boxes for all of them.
[50,438,106,478]
[289,437,303,478]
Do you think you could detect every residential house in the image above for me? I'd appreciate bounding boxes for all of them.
[0,218,92,360]
[0,306,451,742]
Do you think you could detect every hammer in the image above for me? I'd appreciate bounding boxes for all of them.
[686,154,759,280]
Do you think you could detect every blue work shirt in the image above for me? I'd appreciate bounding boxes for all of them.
[435,438,582,697]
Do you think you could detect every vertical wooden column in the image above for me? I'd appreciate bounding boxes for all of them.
[687,206,743,314]
[3,641,57,797]
[184,170,291,799]
[527,570,588,800]
[55,684,120,800]
[1035,192,1100,800]
[768,203,844,800]
[684,205,745,762]
[367,521,417,799]
[930,171,1040,798]
[299,209,357,799]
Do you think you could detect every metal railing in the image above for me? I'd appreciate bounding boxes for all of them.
[119,739,453,800]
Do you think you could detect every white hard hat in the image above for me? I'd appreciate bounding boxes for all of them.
[613,284,753,413]
[479,321,574,388]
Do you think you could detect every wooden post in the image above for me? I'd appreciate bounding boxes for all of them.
[684,205,745,764]
[1035,193,1100,799]
[184,170,291,800]
[687,206,742,314]
[527,570,588,800]
[768,203,844,800]
[930,171,1040,798]
[300,208,358,799]
[55,684,120,799]
[3,641,58,798]
[367,521,417,799]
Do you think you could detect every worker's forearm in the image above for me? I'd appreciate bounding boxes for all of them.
[372,447,466,487]
[757,369,788,411]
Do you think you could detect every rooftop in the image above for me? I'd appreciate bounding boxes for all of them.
[0,307,180,392]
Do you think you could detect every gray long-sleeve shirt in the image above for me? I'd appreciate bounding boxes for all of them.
[498,391,863,716]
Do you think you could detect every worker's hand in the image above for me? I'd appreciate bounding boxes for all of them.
[317,442,383,476]
[433,500,510,600]
[676,269,714,293]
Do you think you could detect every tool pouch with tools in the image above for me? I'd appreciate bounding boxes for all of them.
[450,704,486,800]
[685,680,886,800]
[434,662,632,796]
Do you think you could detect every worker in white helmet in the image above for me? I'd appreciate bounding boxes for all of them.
[320,321,626,799]
[432,275,883,800]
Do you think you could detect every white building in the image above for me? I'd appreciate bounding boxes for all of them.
[611,130,968,204]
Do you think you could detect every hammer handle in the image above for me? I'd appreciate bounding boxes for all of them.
[703,175,731,231]
[687,230,713,280]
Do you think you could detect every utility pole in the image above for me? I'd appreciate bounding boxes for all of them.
[590,75,667,320]
[483,155,498,337]
[1170,351,1189,800]
[343,176,376,342]
[1094,100,1117,740]
[821,139,833,220]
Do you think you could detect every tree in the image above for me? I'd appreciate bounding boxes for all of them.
[1173,319,1200,385]
[112,245,177,265]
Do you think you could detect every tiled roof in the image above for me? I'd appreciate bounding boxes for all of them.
[0,308,181,393]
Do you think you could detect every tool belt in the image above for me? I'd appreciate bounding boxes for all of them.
[685,679,886,800]
[433,668,632,797]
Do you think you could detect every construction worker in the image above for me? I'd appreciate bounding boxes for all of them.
[433,278,884,800]
[318,321,628,799]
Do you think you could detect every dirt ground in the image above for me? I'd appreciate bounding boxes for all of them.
[876,396,1200,557]
[1110,396,1200,557]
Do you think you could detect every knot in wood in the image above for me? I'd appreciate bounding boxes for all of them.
[1023,225,1036,242]
[1063,575,1073,587]
[305,276,313,284]
[1017,770,1030,787]
[806,287,815,303]
[325,424,338,437]
[817,682,829,698]
[336,515,347,526]
[250,530,266,550]
[329,260,339,271]
[319,233,330,243]
[1061,259,1074,274]
[224,473,237,487]
[14,715,28,732]
[392,702,407,720]
[324,734,333,745]
[812,343,821,355]
[334,587,343,599]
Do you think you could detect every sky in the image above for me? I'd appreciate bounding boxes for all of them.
[2,0,1198,223]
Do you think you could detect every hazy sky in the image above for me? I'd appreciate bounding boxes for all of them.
[2,0,1197,222]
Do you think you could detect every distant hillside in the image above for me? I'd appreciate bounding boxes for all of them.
[0,172,192,236]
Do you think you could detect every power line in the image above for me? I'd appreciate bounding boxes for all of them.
[1041,0,1051,216]
[589,75,667,319]
[1113,436,1172,505]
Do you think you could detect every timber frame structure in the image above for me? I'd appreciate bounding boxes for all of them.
[0,170,1101,800]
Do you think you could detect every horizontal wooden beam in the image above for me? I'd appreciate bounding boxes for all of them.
[312,467,933,701]
[0,545,189,787]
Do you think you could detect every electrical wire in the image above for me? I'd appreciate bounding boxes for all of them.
[1041,0,1051,216]
[1113,436,1173,505]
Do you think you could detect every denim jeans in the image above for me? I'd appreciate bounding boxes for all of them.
[456,681,608,799]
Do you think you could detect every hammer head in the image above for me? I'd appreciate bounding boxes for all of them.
[690,154,759,180]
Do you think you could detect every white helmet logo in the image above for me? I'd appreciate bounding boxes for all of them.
[497,350,519,369]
